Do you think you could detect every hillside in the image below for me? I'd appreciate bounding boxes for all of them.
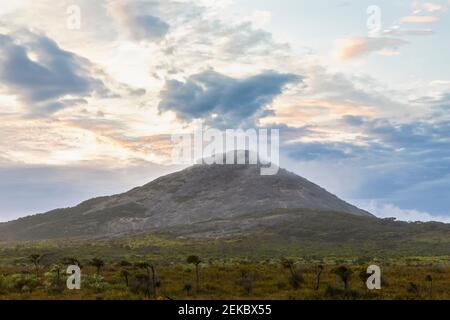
[0,161,371,241]
[1,211,450,264]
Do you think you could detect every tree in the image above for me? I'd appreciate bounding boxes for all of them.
[333,266,352,291]
[135,261,157,298]
[425,275,433,298]
[119,260,132,267]
[407,282,420,295]
[281,258,296,277]
[236,270,253,295]
[63,257,82,268]
[186,255,202,293]
[281,258,304,289]
[119,260,132,287]
[359,267,369,290]
[135,273,151,297]
[315,265,324,290]
[183,283,193,296]
[89,258,105,276]
[29,254,42,278]
[121,269,130,287]
[50,264,62,287]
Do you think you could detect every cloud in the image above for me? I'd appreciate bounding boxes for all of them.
[0,0,448,223]
[279,115,450,217]
[0,30,108,115]
[422,2,445,12]
[283,142,364,161]
[260,62,412,132]
[413,91,450,109]
[401,15,439,23]
[220,22,281,55]
[413,2,446,13]
[128,15,169,40]
[357,201,450,223]
[158,69,301,128]
[342,114,365,126]
[209,20,291,57]
[244,10,272,29]
[141,2,290,76]
[292,64,404,112]
[334,37,408,60]
[385,28,434,36]
[361,118,450,152]
[108,1,170,42]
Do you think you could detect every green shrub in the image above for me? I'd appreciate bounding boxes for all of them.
[84,274,108,293]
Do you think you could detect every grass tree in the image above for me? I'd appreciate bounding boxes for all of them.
[281,258,296,277]
[135,273,151,297]
[29,254,42,278]
[333,266,352,291]
[183,283,193,296]
[408,282,420,295]
[119,260,132,267]
[135,261,157,298]
[358,267,370,290]
[50,264,62,287]
[90,258,105,276]
[63,257,82,268]
[120,269,130,287]
[425,275,433,298]
[186,255,202,293]
[315,265,324,290]
[237,270,253,295]
[281,258,304,290]
[119,260,132,287]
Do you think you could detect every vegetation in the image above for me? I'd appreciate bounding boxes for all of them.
[186,255,201,294]
[0,256,449,300]
[0,232,449,300]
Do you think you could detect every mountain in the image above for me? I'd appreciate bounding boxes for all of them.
[0,157,371,241]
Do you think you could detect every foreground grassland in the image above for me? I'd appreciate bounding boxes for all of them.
[0,234,449,300]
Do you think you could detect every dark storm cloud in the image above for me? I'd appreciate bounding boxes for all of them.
[158,69,301,128]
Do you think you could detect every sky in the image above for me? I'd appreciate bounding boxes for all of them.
[0,0,449,223]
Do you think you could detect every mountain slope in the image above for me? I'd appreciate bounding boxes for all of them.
[0,162,371,240]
